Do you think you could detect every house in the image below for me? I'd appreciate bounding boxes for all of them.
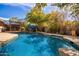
[0,19,5,32]
[0,18,25,32]
[8,22,21,31]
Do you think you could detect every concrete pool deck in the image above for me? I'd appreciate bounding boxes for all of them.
[0,33,18,45]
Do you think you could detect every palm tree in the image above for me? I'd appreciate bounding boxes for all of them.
[35,3,47,11]
[25,3,47,32]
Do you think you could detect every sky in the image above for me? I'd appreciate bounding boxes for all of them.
[0,3,61,20]
[0,3,35,20]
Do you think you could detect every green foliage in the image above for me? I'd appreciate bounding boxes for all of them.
[52,3,70,8]
[24,3,79,35]
[53,3,79,20]
[25,3,47,30]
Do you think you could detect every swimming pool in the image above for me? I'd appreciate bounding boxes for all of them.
[0,33,78,56]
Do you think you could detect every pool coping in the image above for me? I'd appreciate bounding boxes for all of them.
[38,32,79,46]
[1,32,79,47]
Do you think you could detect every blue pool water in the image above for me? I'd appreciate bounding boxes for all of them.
[0,33,77,56]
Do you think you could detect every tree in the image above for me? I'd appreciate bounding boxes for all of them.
[9,17,19,23]
[25,3,47,31]
[35,3,47,11]
[53,3,79,20]
[44,11,64,33]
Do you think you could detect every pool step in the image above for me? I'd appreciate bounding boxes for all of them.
[59,48,79,56]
